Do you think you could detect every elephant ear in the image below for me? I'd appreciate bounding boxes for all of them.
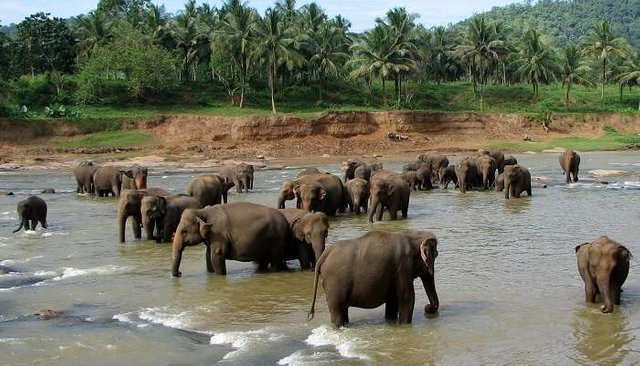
[120,169,134,178]
[419,237,438,273]
[196,216,212,239]
[619,245,633,262]
[575,242,590,253]
[386,182,397,196]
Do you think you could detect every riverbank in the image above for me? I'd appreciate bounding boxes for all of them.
[1,111,639,171]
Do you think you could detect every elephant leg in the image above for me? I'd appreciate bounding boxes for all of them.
[389,209,398,220]
[234,179,242,193]
[256,261,269,272]
[211,247,227,275]
[585,279,597,303]
[397,270,416,324]
[402,206,408,218]
[376,205,384,221]
[30,219,37,230]
[205,244,214,273]
[131,214,142,239]
[385,294,399,321]
[39,219,47,229]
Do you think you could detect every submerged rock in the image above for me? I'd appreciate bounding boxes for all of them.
[34,309,64,320]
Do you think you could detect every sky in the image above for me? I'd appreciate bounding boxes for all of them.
[0,0,521,31]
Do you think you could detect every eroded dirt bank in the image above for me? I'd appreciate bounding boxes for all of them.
[1,111,639,168]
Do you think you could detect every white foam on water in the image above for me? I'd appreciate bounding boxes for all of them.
[1,256,44,266]
[33,270,57,277]
[52,265,131,281]
[0,338,25,345]
[304,325,370,361]
[138,307,193,329]
[209,328,287,360]
[278,350,336,365]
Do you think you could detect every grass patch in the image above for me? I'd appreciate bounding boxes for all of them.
[488,126,640,152]
[50,131,156,148]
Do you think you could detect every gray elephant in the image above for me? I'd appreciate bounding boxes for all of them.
[93,166,135,197]
[342,159,381,182]
[121,165,148,190]
[73,161,98,194]
[278,173,347,216]
[118,188,170,243]
[455,157,481,193]
[220,163,254,194]
[280,208,329,269]
[171,202,290,277]
[416,153,449,183]
[560,150,580,183]
[141,195,202,243]
[402,171,420,190]
[187,174,230,206]
[369,171,410,223]
[308,230,439,327]
[503,155,518,170]
[503,164,532,199]
[576,236,631,313]
[12,196,48,233]
[440,165,458,189]
[495,173,504,191]
[476,153,497,189]
[416,166,433,190]
[478,150,505,174]
[345,177,369,214]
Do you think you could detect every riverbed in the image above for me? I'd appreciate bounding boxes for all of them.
[1,151,640,365]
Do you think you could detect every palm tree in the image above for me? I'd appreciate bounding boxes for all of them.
[454,17,510,102]
[513,29,558,98]
[561,44,592,106]
[74,11,114,59]
[169,3,209,82]
[219,1,259,107]
[425,26,463,83]
[581,20,628,100]
[615,51,640,110]
[253,8,304,113]
[308,23,349,100]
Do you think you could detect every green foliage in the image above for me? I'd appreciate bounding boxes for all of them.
[50,131,155,148]
[44,105,78,119]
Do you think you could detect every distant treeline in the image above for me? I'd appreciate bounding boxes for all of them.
[0,0,639,116]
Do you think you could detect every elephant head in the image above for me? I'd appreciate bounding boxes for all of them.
[235,163,254,192]
[118,189,147,243]
[121,165,148,190]
[346,178,369,214]
[141,195,167,242]
[410,231,439,314]
[277,180,299,209]
[341,159,363,182]
[172,208,210,277]
[297,183,326,212]
[291,212,329,268]
[368,176,402,223]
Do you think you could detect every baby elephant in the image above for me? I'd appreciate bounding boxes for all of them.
[576,236,632,313]
[13,196,48,233]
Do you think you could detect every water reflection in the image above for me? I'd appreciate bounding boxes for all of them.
[502,196,532,214]
[571,308,632,365]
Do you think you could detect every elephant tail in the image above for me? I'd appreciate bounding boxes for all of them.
[12,221,24,233]
[307,263,322,322]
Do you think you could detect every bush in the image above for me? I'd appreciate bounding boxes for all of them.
[44,105,78,119]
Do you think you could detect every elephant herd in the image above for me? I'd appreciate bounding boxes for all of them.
[6,147,630,327]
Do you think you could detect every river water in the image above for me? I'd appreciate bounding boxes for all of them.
[1,151,640,365]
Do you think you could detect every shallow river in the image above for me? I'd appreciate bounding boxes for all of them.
[2,151,640,365]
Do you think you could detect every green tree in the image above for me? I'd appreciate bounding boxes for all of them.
[14,12,76,76]
[77,23,176,102]
[74,11,114,60]
[253,8,304,113]
[561,44,592,105]
[0,25,11,81]
[513,29,558,98]
[219,2,259,108]
[308,23,349,101]
[425,26,463,83]
[168,0,210,81]
[615,50,640,110]
[581,19,628,100]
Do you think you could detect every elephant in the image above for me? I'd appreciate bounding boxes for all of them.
[308,230,439,327]
[0,190,14,196]
[455,157,481,193]
[476,153,497,189]
[479,150,506,174]
[279,208,330,270]
[503,155,518,170]
[12,196,48,233]
[402,160,423,173]
[402,171,420,190]
[278,173,347,216]
[73,161,98,194]
[171,202,290,277]
[141,194,202,243]
[342,159,364,182]
[345,177,369,214]
[297,167,321,177]
[416,153,449,183]
[560,149,581,183]
[93,166,140,198]
[495,173,504,191]
[503,164,532,199]
[41,188,55,194]
[576,236,631,313]
[440,165,458,189]
[342,159,381,182]
[118,188,170,243]
[369,170,411,223]
[187,174,230,206]
[120,165,148,190]
[220,163,254,193]
[415,166,433,190]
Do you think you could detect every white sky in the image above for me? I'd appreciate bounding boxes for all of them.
[0,0,522,31]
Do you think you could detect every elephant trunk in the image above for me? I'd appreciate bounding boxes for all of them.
[421,271,439,314]
[307,261,322,322]
[242,176,250,193]
[172,232,185,277]
[135,176,148,189]
[277,194,286,209]
[310,236,325,269]
[142,215,155,241]
[119,210,127,243]
[597,274,614,313]
[368,196,380,223]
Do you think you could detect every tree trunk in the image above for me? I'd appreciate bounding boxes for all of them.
[565,81,571,106]
[270,58,276,114]
[601,58,606,101]
[382,77,387,105]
